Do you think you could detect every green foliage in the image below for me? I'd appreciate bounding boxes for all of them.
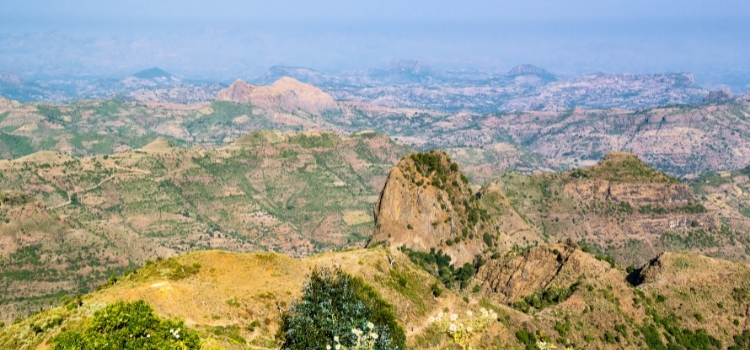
[595,254,617,269]
[639,204,668,215]
[661,230,718,249]
[51,300,201,349]
[409,151,453,178]
[35,105,63,122]
[511,282,580,313]
[400,247,474,290]
[288,133,339,148]
[729,330,750,350]
[278,267,405,350]
[515,329,538,350]
[641,308,722,350]
[0,132,35,158]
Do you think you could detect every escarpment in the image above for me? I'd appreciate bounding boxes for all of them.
[369,151,495,265]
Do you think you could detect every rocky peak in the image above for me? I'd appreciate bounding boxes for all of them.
[216,79,256,104]
[368,151,492,265]
[216,77,339,115]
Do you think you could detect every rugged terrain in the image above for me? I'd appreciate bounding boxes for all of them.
[2,78,750,179]
[2,243,750,349]
[372,151,750,268]
[258,63,709,113]
[0,130,409,322]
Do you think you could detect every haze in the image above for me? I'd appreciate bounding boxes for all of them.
[1,0,749,90]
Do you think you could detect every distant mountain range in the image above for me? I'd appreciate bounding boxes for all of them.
[0,62,716,112]
[0,67,222,103]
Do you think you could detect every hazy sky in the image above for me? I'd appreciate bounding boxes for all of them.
[1,0,749,89]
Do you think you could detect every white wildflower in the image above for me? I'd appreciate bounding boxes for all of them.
[367,322,374,330]
[370,332,379,339]
[437,312,444,319]
[326,346,331,350]
[428,316,435,323]
[466,310,473,317]
[450,313,458,321]
[334,336,339,342]
[335,344,341,350]
[449,324,457,332]
[480,307,487,314]
[467,326,473,333]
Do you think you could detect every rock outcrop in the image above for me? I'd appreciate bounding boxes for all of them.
[369,151,493,265]
[216,77,339,115]
[476,242,614,304]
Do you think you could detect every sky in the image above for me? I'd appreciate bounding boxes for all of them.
[1,0,749,89]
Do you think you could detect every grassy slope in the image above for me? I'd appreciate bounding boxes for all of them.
[2,247,748,349]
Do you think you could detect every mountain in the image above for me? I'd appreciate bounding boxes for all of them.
[370,150,747,267]
[385,59,433,76]
[369,151,492,265]
[490,152,746,266]
[0,130,410,322]
[506,64,556,81]
[132,67,173,80]
[216,77,340,116]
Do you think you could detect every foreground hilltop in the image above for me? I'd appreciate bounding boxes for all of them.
[2,244,750,349]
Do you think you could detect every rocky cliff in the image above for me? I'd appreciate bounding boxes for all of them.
[216,77,339,115]
[369,151,493,265]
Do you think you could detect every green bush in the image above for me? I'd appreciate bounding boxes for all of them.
[511,283,580,313]
[278,267,405,350]
[51,300,200,349]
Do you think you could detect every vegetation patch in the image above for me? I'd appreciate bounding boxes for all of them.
[278,266,405,350]
[511,282,580,313]
[51,300,201,349]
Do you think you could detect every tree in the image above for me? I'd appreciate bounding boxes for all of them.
[278,267,405,350]
[51,300,200,350]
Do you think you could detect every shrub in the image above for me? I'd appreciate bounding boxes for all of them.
[51,300,200,349]
[278,267,405,350]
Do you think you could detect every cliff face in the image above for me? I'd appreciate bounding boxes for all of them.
[476,242,617,304]
[216,77,339,115]
[369,151,492,265]
[493,151,725,267]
